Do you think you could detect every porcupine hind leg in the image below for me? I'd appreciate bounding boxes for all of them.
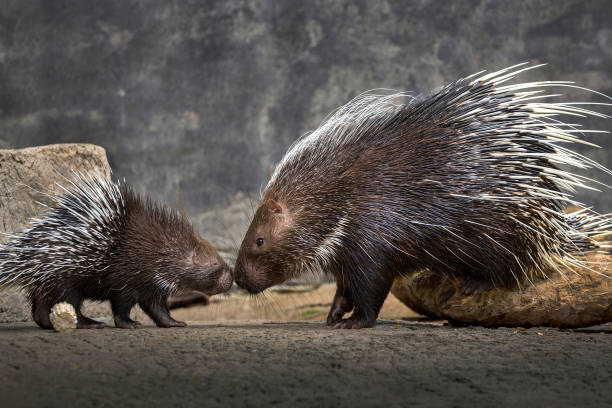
[111,295,141,329]
[326,280,354,325]
[334,272,394,329]
[138,297,186,328]
[33,293,105,329]
[32,297,52,329]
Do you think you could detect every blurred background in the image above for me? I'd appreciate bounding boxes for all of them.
[0,0,611,256]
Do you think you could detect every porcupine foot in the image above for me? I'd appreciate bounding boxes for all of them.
[111,296,141,329]
[332,275,393,329]
[326,283,354,325]
[113,317,142,329]
[334,308,377,329]
[139,299,186,328]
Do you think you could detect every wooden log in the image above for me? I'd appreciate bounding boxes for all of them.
[391,254,612,328]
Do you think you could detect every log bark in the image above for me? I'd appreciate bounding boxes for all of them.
[391,254,612,328]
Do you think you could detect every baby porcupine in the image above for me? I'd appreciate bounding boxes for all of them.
[0,172,233,329]
[234,63,612,329]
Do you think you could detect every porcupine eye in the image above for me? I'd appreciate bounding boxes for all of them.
[256,237,264,247]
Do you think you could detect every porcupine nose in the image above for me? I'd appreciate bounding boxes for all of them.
[233,262,248,290]
[233,262,261,293]
[211,256,232,292]
[218,264,233,292]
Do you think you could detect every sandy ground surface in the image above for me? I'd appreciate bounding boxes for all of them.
[171,284,420,323]
[1,286,611,408]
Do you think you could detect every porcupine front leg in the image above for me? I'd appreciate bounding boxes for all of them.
[326,279,354,325]
[111,295,141,329]
[334,271,394,329]
[138,297,186,328]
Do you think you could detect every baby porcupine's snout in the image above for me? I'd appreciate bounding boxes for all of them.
[213,257,233,294]
[188,240,233,295]
[200,255,233,295]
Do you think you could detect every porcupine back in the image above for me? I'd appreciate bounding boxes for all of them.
[265,63,612,290]
[0,173,200,301]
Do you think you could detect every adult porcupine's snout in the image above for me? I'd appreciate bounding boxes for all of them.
[233,260,259,293]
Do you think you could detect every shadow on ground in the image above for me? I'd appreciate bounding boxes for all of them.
[1,318,611,408]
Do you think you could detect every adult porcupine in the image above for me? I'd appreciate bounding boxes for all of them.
[0,173,232,329]
[234,63,612,329]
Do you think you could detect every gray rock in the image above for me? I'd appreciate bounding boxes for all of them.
[0,143,111,239]
[0,143,121,323]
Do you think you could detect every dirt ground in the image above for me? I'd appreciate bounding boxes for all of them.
[171,284,420,323]
[1,285,611,408]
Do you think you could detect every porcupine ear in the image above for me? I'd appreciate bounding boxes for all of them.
[191,243,207,266]
[267,199,283,214]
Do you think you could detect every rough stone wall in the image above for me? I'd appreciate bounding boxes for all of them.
[0,0,610,251]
